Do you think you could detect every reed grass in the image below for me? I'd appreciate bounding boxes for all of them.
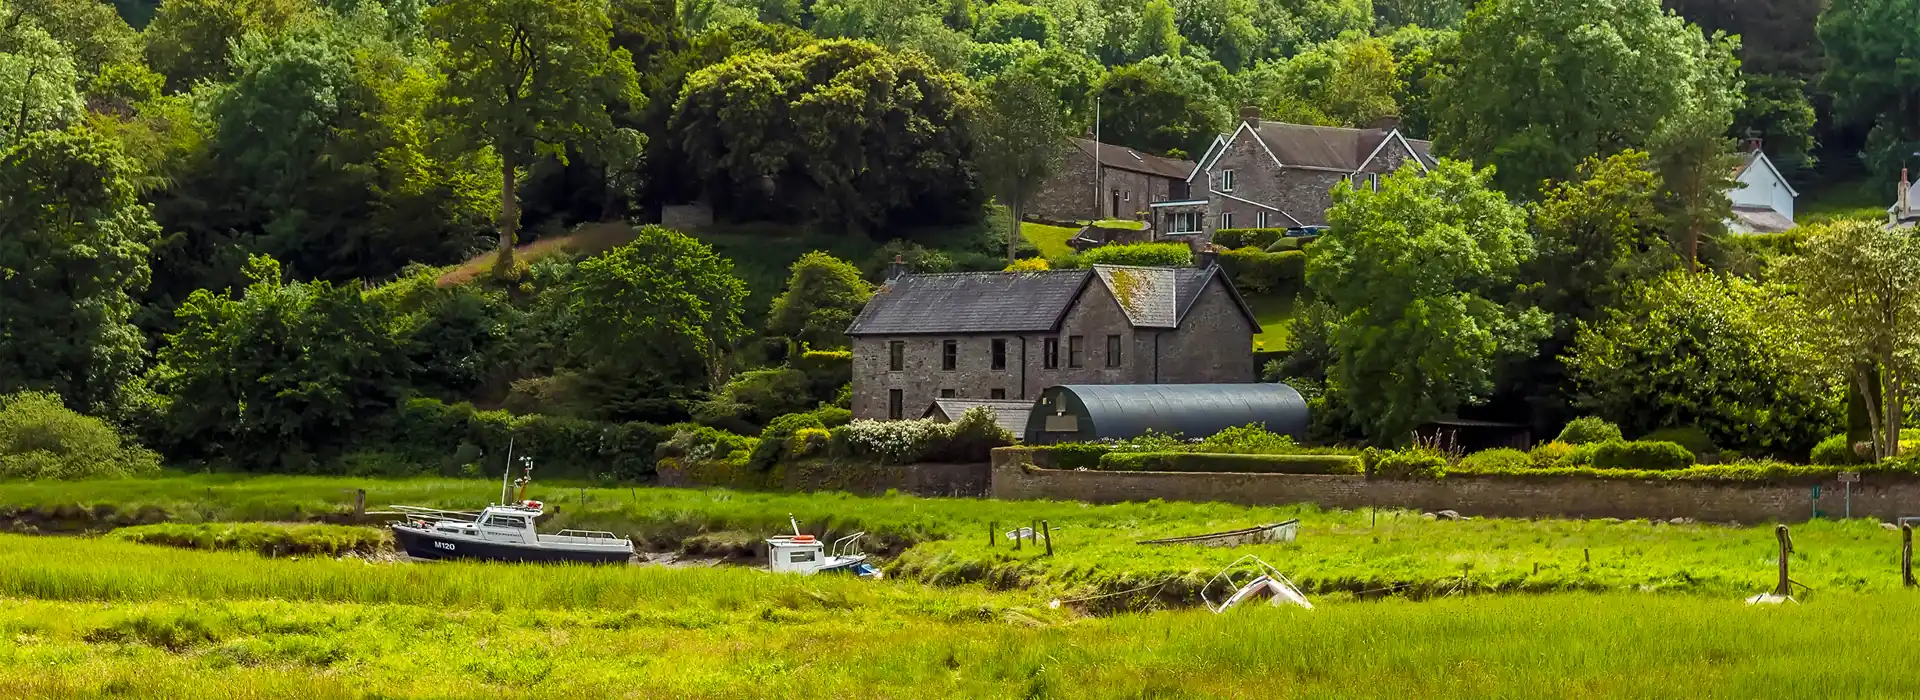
[108,522,388,557]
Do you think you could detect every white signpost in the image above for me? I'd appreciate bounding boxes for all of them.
[1840,472,1860,519]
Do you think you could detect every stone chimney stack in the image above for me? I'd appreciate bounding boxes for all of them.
[1741,136,1764,153]
[886,254,909,282]
[1239,106,1261,129]
[1901,168,1912,219]
[1371,115,1403,133]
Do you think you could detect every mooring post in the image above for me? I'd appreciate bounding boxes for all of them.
[989,521,996,548]
[353,489,366,516]
[1031,519,1039,545]
[1774,525,1793,597]
[1043,520,1054,556]
[1903,524,1914,588]
[1584,548,1590,566]
[1014,525,1022,551]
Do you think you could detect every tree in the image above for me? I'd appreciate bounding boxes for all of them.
[428,0,643,273]
[150,256,411,469]
[1373,0,1469,29]
[1731,74,1817,175]
[672,40,979,233]
[1566,271,1835,455]
[0,127,153,415]
[1432,0,1744,197]
[1789,220,1920,461]
[976,58,1073,263]
[1818,0,1920,176]
[141,0,307,91]
[0,10,81,149]
[767,252,872,350]
[1094,56,1229,158]
[1244,32,1402,129]
[1308,159,1548,443]
[1131,0,1184,59]
[572,226,748,388]
[4,0,142,78]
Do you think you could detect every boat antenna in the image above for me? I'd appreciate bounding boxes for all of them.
[515,459,533,501]
[789,514,801,537]
[500,437,515,506]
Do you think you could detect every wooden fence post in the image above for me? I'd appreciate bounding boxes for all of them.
[1773,525,1793,597]
[353,489,366,516]
[1042,520,1054,556]
[989,521,996,548]
[1903,524,1914,588]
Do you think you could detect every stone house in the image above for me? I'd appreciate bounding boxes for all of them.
[1028,137,1199,228]
[1725,140,1799,234]
[844,262,1260,420]
[1174,108,1436,245]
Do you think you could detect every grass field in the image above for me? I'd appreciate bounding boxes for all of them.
[6,476,1915,610]
[3,536,1918,699]
[1021,221,1079,260]
[1247,292,1296,351]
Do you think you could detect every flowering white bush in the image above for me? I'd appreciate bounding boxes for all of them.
[835,419,943,464]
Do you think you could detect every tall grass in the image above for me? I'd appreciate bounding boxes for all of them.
[108,523,387,557]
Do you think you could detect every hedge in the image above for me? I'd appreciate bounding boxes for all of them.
[1213,228,1289,250]
[1447,459,1920,483]
[1216,247,1306,295]
[377,398,674,481]
[1081,242,1192,267]
[1096,452,1361,474]
[1589,440,1696,470]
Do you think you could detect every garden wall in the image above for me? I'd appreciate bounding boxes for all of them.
[658,459,990,498]
[992,449,1920,523]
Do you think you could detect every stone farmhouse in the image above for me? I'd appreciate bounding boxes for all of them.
[1028,137,1199,230]
[1156,108,1437,246]
[844,261,1260,421]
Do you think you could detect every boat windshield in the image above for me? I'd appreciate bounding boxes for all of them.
[486,515,529,529]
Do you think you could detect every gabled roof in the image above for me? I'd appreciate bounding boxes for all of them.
[1730,205,1796,234]
[846,265,1261,336]
[1249,122,1435,171]
[1732,151,1800,198]
[924,399,1032,435]
[1071,138,1196,180]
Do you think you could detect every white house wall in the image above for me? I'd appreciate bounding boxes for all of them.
[1731,160,1795,222]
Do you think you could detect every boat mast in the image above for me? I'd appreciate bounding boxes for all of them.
[500,437,515,506]
[789,514,801,536]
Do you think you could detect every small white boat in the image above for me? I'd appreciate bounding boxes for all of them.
[1203,555,1312,613]
[765,516,883,579]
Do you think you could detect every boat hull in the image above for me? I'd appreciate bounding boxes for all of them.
[392,526,632,564]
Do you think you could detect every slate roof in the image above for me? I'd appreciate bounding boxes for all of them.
[924,399,1033,436]
[1247,123,1434,171]
[1071,137,1196,180]
[846,265,1260,336]
[1730,205,1796,234]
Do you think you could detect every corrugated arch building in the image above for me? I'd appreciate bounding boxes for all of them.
[1022,383,1310,445]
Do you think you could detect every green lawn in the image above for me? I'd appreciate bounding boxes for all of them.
[1247,292,1296,351]
[1020,221,1078,261]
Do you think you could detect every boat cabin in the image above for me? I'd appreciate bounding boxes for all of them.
[767,535,827,574]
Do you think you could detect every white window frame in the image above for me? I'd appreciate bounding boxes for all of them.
[1220,169,1237,192]
[1256,211,1271,228]
[1219,212,1233,229]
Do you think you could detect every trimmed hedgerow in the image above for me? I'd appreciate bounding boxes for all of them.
[1590,440,1696,471]
[1639,427,1717,457]
[1458,448,1529,473]
[1556,417,1622,445]
[1095,452,1360,474]
[1363,447,1447,480]
[1216,248,1306,295]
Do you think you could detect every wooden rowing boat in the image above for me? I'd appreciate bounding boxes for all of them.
[1136,519,1300,547]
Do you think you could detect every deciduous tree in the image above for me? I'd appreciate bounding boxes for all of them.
[1817,0,1920,176]
[0,10,81,148]
[572,226,748,388]
[975,57,1073,263]
[767,252,871,350]
[1789,220,1920,461]
[428,0,642,273]
[1308,159,1548,444]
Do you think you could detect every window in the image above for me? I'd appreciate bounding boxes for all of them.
[990,388,1006,399]
[888,341,904,371]
[1219,212,1233,229]
[940,389,956,398]
[486,516,526,529]
[888,390,903,419]
[1123,190,1131,201]
[1043,338,1060,369]
[1106,335,1123,367]
[1221,169,1237,192]
[1169,211,1201,233]
[1368,173,1380,191]
[1256,211,1272,228]
[789,550,817,563]
[1068,335,1084,368]
[991,339,1007,370]
[941,339,957,371]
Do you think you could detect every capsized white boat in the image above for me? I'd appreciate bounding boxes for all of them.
[1203,555,1312,613]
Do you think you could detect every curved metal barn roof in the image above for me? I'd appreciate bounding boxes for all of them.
[1045,384,1310,440]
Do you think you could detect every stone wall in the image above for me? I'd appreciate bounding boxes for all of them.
[658,458,990,498]
[992,449,1920,523]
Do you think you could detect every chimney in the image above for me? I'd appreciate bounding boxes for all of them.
[1239,106,1261,128]
[1901,168,1911,218]
[1370,115,1402,133]
[1196,248,1218,269]
[886,254,909,282]
[1742,137,1764,153]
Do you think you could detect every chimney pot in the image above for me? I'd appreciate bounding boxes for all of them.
[886,255,909,281]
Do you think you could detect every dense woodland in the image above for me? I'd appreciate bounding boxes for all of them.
[3,0,1919,478]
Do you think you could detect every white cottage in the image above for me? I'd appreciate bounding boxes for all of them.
[1726,141,1798,234]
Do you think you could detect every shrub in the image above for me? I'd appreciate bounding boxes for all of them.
[383,398,671,481]
[928,406,1015,462]
[1005,257,1050,271]
[1810,434,1861,466]
[1456,448,1530,474]
[658,424,758,466]
[1265,237,1302,252]
[1363,446,1446,480]
[748,412,828,470]
[1037,442,1111,468]
[1080,242,1192,267]
[1213,228,1287,250]
[785,428,831,459]
[1589,440,1696,470]
[1639,427,1717,457]
[809,406,853,428]
[1556,417,1623,445]
[1194,423,1299,454]
[699,369,814,432]
[0,391,161,481]
[792,350,853,405]
[1097,452,1360,474]
[1216,248,1306,295]
[1527,441,1576,469]
[830,409,1013,464]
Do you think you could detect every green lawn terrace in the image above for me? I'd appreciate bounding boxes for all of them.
[5,475,1916,610]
